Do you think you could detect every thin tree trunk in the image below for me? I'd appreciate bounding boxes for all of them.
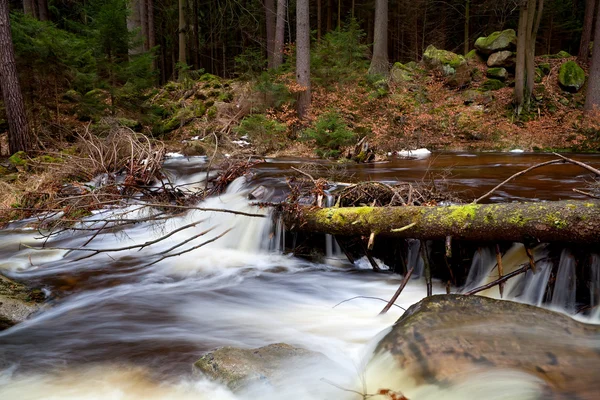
[317,0,322,40]
[514,0,529,113]
[337,0,341,29]
[282,201,600,244]
[127,0,143,56]
[191,0,199,68]
[368,0,389,75]
[265,0,276,67]
[296,0,310,119]
[579,0,597,63]
[0,0,31,153]
[585,0,600,112]
[525,0,541,101]
[37,0,49,21]
[139,0,148,51]
[23,0,35,17]
[178,0,187,66]
[464,0,470,55]
[273,0,286,68]
[148,0,156,49]
[327,0,332,32]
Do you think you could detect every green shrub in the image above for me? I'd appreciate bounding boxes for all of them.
[254,71,294,110]
[235,46,266,79]
[311,18,369,87]
[303,112,356,158]
[234,114,287,153]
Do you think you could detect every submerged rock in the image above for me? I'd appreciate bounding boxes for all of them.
[371,295,600,399]
[0,274,45,330]
[474,29,517,55]
[558,61,586,93]
[194,343,330,391]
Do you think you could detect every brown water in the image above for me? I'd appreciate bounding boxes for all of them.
[0,152,598,400]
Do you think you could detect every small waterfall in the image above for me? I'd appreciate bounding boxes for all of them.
[508,260,552,306]
[323,194,343,264]
[406,239,424,277]
[550,249,577,312]
[462,247,495,291]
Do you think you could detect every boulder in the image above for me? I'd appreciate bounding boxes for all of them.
[462,90,493,105]
[194,343,331,391]
[486,67,508,81]
[370,295,600,399]
[0,274,45,330]
[474,29,517,55]
[487,50,515,68]
[422,45,470,87]
[558,61,586,93]
[390,63,414,83]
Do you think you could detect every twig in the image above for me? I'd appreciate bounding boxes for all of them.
[552,152,600,176]
[472,159,563,204]
[495,244,504,298]
[380,267,414,315]
[573,188,600,199]
[291,166,317,184]
[137,203,266,217]
[332,296,406,310]
[391,222,416,233]
[463,264,528,295]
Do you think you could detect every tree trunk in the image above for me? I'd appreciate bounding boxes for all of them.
[178,0,187,66]
[525,0,542,100]
[191,0,199,68]
[37,0,49,21]
[368,0,388,75]
[327,0,332,32]
[127,0,143,56]
[148,0,155,50]
[464,0,470,55]
[514,0,529,113]
[578,0,597,63]
[317,0,322,41]
[296,0,310,119]
[23,0,35,17]
[265,0,276,68]
[282,201,600,244]
[139,0,148,51]
[585,0,600,112]
[273,0,286,68]
[0,0,31,153]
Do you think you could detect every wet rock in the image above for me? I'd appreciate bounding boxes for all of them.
[194,343,330,391]
[558,61,586,93]
[486,67,508,81]
[371,295,600,399]
[0,274,45,331]
[487,50,515,68]
[474,29,517,55]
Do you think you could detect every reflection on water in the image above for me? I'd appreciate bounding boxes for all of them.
[0,153,599,399]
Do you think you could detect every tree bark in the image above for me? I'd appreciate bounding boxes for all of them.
[139,0,149,51]
[148,0,156,49]
[127,0,143,56]
[23,0,35,17]
[282,201,600,244]
[178,0,187,66]
[514,0,529,113]
[296,0,310,119]
[585,0,600,112]
[525,0,542,100]
[0,0,31,153]
[37,0,49,21]
[578,0,597,63]
[273,0,286,68]
[317,0,322,41]
[265,0,276,68]
[464,0,470,55]
[368,0,388,75]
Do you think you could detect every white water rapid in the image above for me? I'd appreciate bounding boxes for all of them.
[0,155,598,400]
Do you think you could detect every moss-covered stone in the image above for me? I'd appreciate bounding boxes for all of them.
[480,78,505,91]
[486,67,508,81]
[474,29,517,55]
[558,61,586,93]
[422,45,466,70]
[538,62,551,75]
[390,63,414,83]
[487,51,515,68]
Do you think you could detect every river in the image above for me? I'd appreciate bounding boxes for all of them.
[0,152,599,399]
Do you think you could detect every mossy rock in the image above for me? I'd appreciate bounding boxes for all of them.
[487,51,515,68]
[62,89,80,103]
[390,63,414,83]
[486,67,508,81]
[480,79,505,91]
[474,29,517,55]
[558,61,586,93]
[422,45,466,70]
[538,62,551,75]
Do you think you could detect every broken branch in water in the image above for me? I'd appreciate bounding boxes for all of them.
[332,296,406,310]
[380,267,415,315]
[463,264,529,295]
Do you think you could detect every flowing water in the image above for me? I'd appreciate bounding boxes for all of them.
[0,152,599,399]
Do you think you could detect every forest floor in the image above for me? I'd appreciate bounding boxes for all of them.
[1,54,599,223]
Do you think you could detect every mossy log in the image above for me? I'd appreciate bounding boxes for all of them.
[283,200,600,243]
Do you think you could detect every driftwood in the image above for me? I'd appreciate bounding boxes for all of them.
[281,200,600,244]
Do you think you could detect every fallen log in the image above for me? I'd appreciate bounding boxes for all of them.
[282,200,600,243]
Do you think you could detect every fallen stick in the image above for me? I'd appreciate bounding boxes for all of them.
[380,267,415,315]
